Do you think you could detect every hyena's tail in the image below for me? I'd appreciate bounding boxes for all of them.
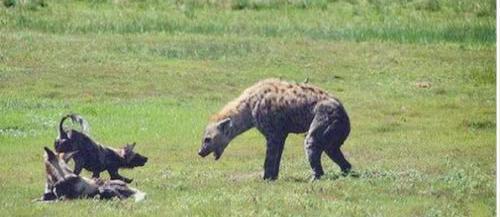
[59,114,90,137]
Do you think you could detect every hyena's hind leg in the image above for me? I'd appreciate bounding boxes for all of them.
[304,135,324,180]
[304,107,331,180]
[321,102,352,175]
[305,100,351,180]
[324,146,351,175]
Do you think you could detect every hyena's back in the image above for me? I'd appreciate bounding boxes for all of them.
[234,79,344,134]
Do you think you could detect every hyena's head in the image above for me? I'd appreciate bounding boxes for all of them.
[198,118,232,160]
[119,143,148,168]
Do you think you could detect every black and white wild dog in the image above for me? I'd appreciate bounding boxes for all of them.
[54,114,148,183]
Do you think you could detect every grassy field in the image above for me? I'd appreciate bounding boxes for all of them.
[0,0,496,216]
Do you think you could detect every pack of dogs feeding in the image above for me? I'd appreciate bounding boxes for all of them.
[38,114,148,202]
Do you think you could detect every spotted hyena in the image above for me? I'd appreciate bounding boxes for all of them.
[198,78,351,180]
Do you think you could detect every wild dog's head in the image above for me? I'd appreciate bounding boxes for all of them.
[43,147,98,200]
[198,118,232,160]
[54,114,89,153]
[119,143,148,168]
[43,147,77,186]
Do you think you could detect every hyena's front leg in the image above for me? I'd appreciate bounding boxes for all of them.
[108,168,133,183]
[263,135,287,180]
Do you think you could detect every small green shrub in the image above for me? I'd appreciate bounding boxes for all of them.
[3,0,16,7]
[415,0,440,12]
[2,0,47,9]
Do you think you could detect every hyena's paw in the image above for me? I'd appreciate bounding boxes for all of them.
[309,175,323,182]
[342,170,360,178]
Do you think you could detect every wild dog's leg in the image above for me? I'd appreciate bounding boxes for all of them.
[42,182,57,201]
[108,168,133,183]
[71,156,84,175]
[92,171,101,178]
[73,163,83,175]
[263,134,287,180]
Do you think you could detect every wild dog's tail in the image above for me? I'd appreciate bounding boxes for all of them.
[97,180,146,202]
[59,114,90,138]
[130,188,146,202]
[58,115,70,139]
[68,114,90,134]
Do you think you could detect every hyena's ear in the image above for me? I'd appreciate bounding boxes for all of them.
[216,118,232,133]
[44,147,56,161]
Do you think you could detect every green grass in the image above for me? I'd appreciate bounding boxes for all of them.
[0,0,495,216]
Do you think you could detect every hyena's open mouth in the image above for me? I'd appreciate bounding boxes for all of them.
[198,149,211,158]
[198,148,221,160]
[213,151,221,160]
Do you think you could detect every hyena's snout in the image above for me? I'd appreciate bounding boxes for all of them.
[198,147,210,157]
[198,143,212,157]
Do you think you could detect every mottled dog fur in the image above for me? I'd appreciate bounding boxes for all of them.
[54,114,148,183]
[41,147,145,202]
[198,78,351,180]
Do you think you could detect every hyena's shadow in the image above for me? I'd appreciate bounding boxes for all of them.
[227,170,361,183]
[282,171,361,183]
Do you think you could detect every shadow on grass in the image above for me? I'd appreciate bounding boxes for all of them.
[280,171,362,183]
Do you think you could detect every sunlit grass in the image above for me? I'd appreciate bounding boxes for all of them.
[0,0,495,216]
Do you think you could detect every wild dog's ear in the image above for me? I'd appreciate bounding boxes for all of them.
[62,151,78,162]
[44,147,56,161]
[124,143,136,152]
[216,118,232,133]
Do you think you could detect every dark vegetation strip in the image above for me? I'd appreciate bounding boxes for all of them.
[4,12,495,45]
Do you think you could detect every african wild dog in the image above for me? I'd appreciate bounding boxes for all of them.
[198,78,352,180]
[41,147,145,202]
[54,114,148,183]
